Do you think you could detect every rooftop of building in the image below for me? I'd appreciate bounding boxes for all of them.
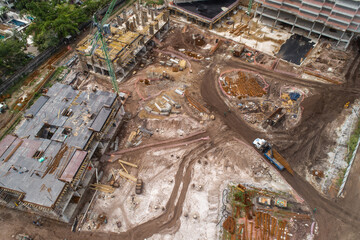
[76,10,168,62]
[170,0,240,22]
[76,28,143,61]
[0,83,117,208]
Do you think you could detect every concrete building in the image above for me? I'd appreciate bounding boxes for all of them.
[169,0,241,29]
[254,0,360,48]
[0,83,125,222]
[76,8,170,80]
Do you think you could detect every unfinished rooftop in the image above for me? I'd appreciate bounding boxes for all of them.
[76,6,170,79]
[169,0,241,28]
[0,83,124,221]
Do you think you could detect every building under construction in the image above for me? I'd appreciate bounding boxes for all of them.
[0,83,125,222]
[76,6,170,80]
[169,0,241,29]
[255,0,360,48]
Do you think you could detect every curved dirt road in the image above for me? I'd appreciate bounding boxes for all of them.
[200,56,360,239]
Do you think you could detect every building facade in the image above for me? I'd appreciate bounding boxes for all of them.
[255,0,360,48]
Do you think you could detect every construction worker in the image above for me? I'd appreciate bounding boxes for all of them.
[313,208,317,213]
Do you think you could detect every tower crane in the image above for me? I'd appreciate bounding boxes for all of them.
[87,0,119,94]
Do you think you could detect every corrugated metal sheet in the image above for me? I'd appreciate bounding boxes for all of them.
[59,150,87,182]
[0,135,16,158]
[89,107,112,132]
[25,95,50,117]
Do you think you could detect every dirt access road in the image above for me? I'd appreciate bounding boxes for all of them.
[200,53,360,240]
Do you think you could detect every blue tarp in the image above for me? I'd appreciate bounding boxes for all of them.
[289,92,300,101]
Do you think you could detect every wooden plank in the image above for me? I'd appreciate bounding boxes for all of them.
[118,170,137,182]
[119,163,128,174]
[3,139,23,163]
[118,159,138,168]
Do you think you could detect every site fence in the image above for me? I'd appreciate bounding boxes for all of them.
[337,128,360,197]
[0,44,62,94]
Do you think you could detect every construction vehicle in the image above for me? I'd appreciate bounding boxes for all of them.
[257,196,272,206]
[274,198,287,208]
[253,138,284,171]
[135,178,143,194]
[265,107,285,126]
[0,102,8,113]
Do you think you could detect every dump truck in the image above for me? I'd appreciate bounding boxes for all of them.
[253,138,294,174]
[253,138,294,175]
[253,138,284,171]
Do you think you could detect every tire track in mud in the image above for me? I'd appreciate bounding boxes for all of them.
[116,141,214,240]
[200,61,360,239]
[345,53,360,88]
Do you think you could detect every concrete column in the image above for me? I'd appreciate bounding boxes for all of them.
[149,24,154,35]
[163,11,168,21]
[336,30,346,46]
[141,13,145,26]
[123,11,126,20]
[125,20,130,30]
[143,11,148,23]
[259,7,264,21]
[135,13,139,25]
[291,16,298,33]
[78,54,88,72]
[116,16,122,25]
[254,5,258,18]
[151,10,155,21]
[155,20,159,30]
[147,6,151,15]
[133,17,137,28]
[345,32,354,49]
[274,10,280,26]
[308,22,316,37]
[318,25,326,40]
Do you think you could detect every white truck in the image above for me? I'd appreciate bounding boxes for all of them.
[0,102,8,113]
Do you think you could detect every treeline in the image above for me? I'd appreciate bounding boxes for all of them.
[18,0,113,51]
[0,0,111,78]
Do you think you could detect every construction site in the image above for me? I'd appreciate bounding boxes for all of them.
[1,0,360,240]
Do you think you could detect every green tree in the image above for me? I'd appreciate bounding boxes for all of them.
[24,1,88,50]
[0,33,30,76]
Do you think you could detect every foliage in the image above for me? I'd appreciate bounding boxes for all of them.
[24,1,88,51]
[144,0,164,5]
[336,168,347,187]
[17,0,114,51]
[0,33,30,76]
[346,119,360,163]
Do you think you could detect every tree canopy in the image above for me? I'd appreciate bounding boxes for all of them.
[0,33,30,77]
[18,0,111,51]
